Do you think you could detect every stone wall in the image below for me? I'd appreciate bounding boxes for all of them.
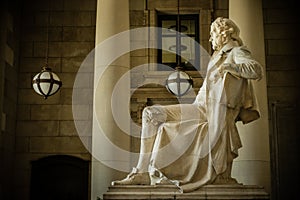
[14,0,96,199]
[0,1,21,199]
[263,0,299,102]
[262,1,299,199]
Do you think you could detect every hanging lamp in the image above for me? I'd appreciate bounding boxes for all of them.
[165,0,193,97]
[32,2,62,99]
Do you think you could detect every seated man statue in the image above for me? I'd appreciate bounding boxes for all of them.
[112,17,263,193]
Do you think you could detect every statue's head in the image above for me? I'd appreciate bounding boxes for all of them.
[209,17,243,51]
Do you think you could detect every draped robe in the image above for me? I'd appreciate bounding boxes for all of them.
[145,40,262,192]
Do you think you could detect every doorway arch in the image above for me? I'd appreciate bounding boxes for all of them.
[30,155,89,200]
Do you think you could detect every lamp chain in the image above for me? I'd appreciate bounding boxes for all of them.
[45,0,51,67]
[176,0,182,69]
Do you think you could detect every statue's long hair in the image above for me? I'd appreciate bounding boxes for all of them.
[211,17,243,46]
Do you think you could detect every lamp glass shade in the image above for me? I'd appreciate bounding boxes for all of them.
[166,70,193,97]
[32,67,62,99]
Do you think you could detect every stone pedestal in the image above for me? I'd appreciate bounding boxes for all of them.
[103,184,269,199]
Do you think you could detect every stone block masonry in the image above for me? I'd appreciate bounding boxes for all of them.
[14,0,97,199]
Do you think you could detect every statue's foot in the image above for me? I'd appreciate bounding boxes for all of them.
[111,168,150,186]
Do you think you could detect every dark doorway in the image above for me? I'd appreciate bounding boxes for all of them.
[30,155,89,200]
[270,102,300,200]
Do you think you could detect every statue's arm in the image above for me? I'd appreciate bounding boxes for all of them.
[220,47,263,80]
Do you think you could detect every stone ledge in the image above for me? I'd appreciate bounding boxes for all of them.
[103,184,269,200]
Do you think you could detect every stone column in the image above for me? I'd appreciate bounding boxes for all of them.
[229,0,271,192]
[92,0,131,199]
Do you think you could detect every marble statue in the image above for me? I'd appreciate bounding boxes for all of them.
[111,17,263,193]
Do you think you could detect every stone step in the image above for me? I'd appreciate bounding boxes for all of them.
[108,185,180,192]
[103,184,270,200]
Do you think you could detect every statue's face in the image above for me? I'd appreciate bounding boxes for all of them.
[209,28,224,51]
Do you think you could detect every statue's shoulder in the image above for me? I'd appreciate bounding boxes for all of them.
[232,45,252,57]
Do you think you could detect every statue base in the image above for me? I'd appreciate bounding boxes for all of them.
[103,184,269,199]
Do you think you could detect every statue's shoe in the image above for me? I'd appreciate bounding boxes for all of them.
[111,167,150,185]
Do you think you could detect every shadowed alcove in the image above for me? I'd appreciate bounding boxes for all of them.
[30,155,89,200]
